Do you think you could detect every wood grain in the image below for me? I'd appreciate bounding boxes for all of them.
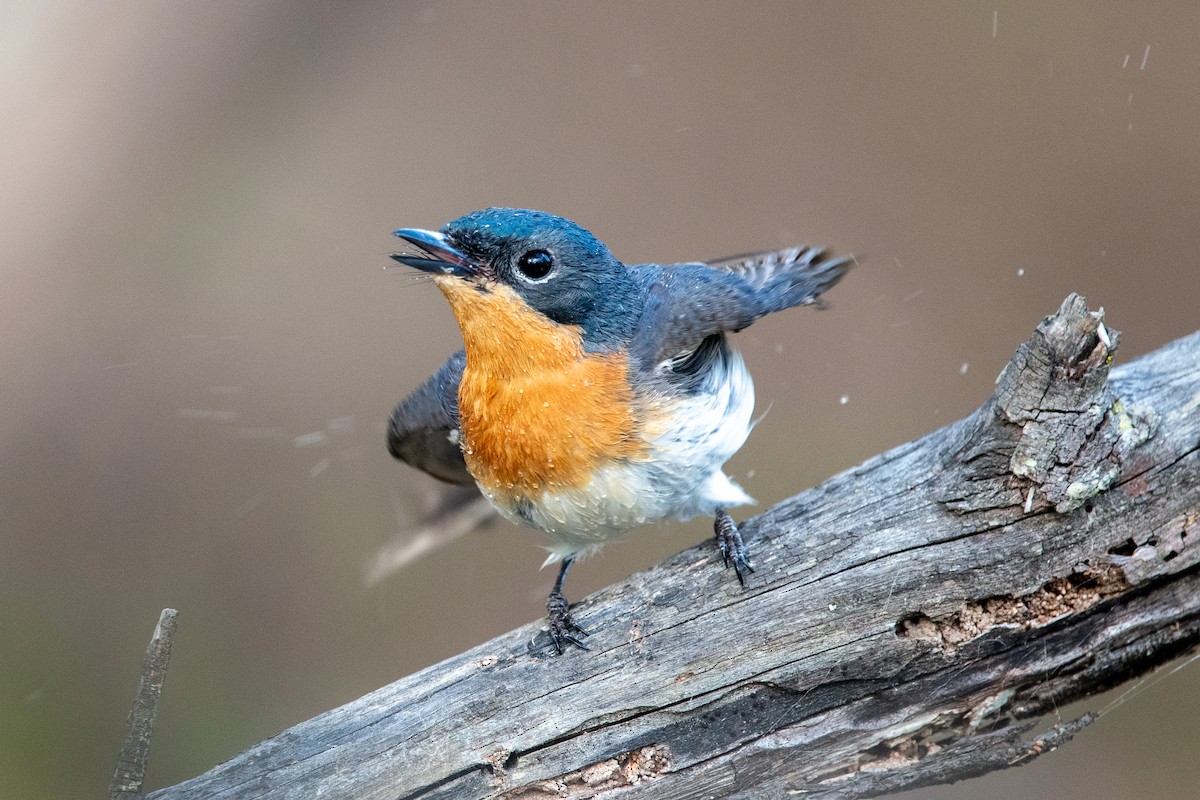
[150,295,1200,799]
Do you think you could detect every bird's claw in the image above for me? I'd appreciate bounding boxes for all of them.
[546,589,590,654]
[715,507,754,587]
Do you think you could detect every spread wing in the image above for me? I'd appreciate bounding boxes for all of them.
[630,244,854,370]
[704,245,851,303]
[387,351,475,486]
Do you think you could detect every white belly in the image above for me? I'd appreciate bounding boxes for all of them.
[484,348,756,560]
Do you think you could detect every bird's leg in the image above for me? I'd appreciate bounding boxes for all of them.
[714,507,754,586]
[546,555,590,654]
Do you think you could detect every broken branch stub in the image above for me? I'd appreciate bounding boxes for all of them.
[943,293,1157,516]
[111,609,179,800]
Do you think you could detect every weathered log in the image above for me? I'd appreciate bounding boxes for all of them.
[150,295,1200,799]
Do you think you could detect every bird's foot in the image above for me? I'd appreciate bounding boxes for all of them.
[546,589,590,654]
[715,507,754,586]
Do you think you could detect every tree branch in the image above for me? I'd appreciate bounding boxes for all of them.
[150,295,1200,799]
[112,608,179,800]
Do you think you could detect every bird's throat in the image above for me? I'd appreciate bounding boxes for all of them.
[434,277,584,377]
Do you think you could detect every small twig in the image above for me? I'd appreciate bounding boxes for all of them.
[110,608,179,800]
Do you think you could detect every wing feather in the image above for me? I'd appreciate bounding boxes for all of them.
[630,245,854,370]
[387,351,474,486]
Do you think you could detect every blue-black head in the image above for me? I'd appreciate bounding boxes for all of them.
[393,208,640,350]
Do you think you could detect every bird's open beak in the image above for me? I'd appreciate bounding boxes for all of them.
[391,228,475,276]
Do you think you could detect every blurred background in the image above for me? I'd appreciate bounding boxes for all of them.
[2,2,1198,798]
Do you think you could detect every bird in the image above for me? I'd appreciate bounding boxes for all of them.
[387,208,853,654]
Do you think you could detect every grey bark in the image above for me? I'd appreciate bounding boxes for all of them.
[150,295,1200,799]
[112,608,179,800]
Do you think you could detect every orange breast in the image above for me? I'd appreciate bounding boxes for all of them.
[434,277,643,498]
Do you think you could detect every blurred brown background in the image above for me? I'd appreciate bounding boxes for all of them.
[2,2,1198,798]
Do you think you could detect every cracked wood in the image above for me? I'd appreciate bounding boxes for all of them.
[150,295,1200,800]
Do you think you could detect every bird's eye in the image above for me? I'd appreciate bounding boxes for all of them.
[516,249,554,281]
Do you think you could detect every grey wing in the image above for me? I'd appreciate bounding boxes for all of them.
[630,245,854,370]
[705,245,854,308]
[387,351,475,486]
